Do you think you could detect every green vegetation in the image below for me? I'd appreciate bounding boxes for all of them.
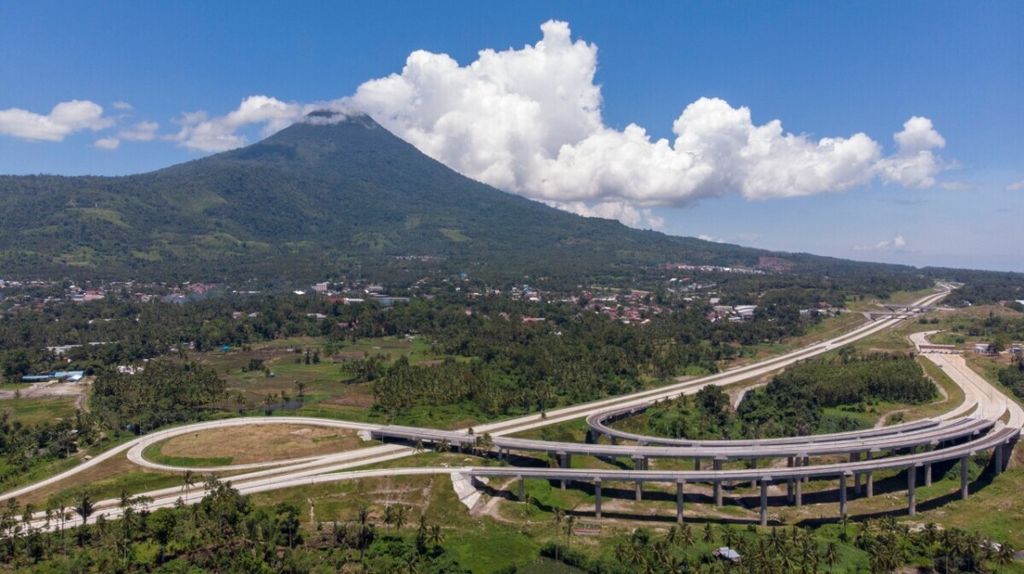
[536,518,1018,573]
[999,359,1024,401]
[0,409,105,491]
[641,352,937,439]
[0,397,77,426]
[0,113,1006,293]
[91,361,225,433]
[0,479,470,573]
[140,442,233,468]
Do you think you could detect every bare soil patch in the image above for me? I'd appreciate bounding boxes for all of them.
[159,424,365,464]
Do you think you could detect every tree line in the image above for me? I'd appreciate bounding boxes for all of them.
[0,477,469,573]
[644,352,937,440]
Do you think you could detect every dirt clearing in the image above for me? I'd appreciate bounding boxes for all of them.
[157,424,366,464]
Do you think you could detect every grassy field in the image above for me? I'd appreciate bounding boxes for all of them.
[193,335,496,429]
[140,443,234,468]
[0,396,77,425]
[18,452,181,507]
[148,424,367,466]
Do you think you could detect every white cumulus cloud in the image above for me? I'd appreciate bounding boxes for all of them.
[93,137,120,150]
[548,200,664,229]
[1006,180,1024,192]
[158,20,953,227]
[173,96,317,152]
[0,100,113,142]
[119,121,160,141]
[854,233,909,252]
[875,117,946,188]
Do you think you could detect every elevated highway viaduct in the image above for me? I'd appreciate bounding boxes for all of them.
[7,285,1022,530]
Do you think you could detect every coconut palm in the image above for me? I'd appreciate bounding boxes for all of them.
[429,524,444,547]
[73,492,94,546]
[181,470,196,501]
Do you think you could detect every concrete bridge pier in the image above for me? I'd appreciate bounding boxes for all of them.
[839,472,849,519]
[517,475,525,501]
[908,466,918,516]
[960,455,970,499]
[675,479,685,523]
[802,455,810,483]
[851,452,862,495]
[594,479,602,518]
[693,458,701,471]
[785,456,795,504]
[712,457,724,506]
[635,480,643,501]
[924,462,932,486]
[558,452,573,490]
[992,443,1004,476]
[865,450,876,497]
[759,478,770,527]
[795,476,803,507]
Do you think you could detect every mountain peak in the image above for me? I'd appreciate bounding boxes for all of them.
[0,104,765,283]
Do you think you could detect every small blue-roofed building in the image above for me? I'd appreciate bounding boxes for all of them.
[21,370,85,383]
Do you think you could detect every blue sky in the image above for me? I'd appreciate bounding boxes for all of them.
[1,1,1022,271]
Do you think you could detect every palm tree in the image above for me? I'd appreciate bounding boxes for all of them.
[73,492,94,546]
[383,504,396,530]
[394,505,408,531]
[21,503,35,536]
[702,523,714,544]
[429,524,444,547]
[50,494,69,555]
[182,470,196,501]
[550,508,565,561]
[355,505,375,562]
[118,489,139,563]
[722,524,735,548]
[415,514,429,553]
[681,523,694,547]
[563,513,578,549]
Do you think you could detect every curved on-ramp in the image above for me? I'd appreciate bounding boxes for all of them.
[8,285,1022,530]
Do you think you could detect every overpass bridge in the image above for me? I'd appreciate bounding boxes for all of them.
[6,285,1021,531]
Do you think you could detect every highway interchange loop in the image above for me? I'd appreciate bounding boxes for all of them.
[5,286,1022,530]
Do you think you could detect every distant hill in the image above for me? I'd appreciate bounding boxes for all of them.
[0,112,945,286]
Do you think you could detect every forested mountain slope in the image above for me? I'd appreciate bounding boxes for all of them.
[0,112,1001,287]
